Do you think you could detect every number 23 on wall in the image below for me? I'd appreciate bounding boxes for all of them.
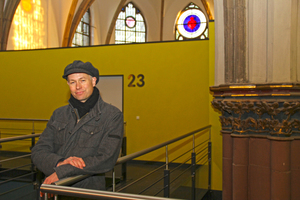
[128,74,145,87]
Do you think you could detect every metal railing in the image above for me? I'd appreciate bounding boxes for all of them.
[0,118,48,150]
[40,184,183,200]
[0,118,211,200]
[47,125,212,199]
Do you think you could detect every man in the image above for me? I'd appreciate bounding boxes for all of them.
[31,60,123,194]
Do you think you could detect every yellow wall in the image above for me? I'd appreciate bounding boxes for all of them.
[0,22,222,190]
[208,22,222,191]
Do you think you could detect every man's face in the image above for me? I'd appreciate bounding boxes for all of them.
[67,73,97,103]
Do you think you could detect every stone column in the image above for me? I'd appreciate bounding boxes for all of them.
[232,136,248,199]
[210,84,300,200]
[222,131,233,200]
[270,138,291,199]
[212,0,300,198]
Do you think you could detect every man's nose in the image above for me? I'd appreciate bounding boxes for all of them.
[76,82,82,89]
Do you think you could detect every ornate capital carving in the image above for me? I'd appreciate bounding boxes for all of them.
[210,83,300,137]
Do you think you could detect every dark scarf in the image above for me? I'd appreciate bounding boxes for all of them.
[69,87,99,119]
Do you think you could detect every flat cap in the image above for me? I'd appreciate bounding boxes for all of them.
[62,60,99,84]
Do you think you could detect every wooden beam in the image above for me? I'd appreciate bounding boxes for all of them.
[67,0,95,47]
[105,0,127,44]
[0,0,4,50]
[1,0,20,50]
[201,0,214,20]
[160,0,165,41]
[62,0,78,47]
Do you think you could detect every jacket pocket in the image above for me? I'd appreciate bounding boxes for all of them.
[78,125,103,148]
[52,121,68,145]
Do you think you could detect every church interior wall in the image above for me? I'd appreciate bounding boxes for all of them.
[0,0,221,192]
[0,35,222,190]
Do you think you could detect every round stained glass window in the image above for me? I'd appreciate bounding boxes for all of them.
[177,9,207,38]
[125,16,136,28]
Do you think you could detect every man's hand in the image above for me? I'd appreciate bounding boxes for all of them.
[43,172,59,184]
[41,172,59,198]
[57,156,86,169]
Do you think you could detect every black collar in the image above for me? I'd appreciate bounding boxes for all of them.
[69,87,99,119]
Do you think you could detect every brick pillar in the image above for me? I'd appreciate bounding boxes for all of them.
[248,137,271,199]
[270,138,291,199]
[232,136,248,200]
[291,139,300,200]
[222,131,233,200]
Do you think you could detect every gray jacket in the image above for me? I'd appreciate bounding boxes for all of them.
[31,96,123,190]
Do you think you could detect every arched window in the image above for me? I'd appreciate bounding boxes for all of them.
[72,9,91,47]
[115,2,146,44]
[175,3,208,40]
[11,0,47,50]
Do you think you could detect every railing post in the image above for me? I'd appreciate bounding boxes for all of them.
[208,141,212,190]
[191,133,196,200]
[31,121,35,150]
[208,127,211,191]
[164,145,170,197]
[0,130,2,149]
[113,168,116,192]
[122,122,127,180]
[122,136,127,180]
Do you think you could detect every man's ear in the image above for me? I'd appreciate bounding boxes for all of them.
[92,77,97,87]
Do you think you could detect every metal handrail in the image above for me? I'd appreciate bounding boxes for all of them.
[117,125,211,165]
[40,184,183,200]
[53,125,211,186]
[0,119,211,199]
[0,118,48,121]
[0,133,41,143]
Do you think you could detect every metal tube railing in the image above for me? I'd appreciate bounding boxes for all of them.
[0,134,41,143]
[0,121,211,199]
[116,125,211,165]
[53,125,211,186]
[40,184,183,200]
[0,118,48,121]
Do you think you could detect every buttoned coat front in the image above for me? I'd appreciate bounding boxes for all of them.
[31,96,124,190]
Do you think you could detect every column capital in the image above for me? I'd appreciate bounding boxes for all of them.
[210,83,300,138]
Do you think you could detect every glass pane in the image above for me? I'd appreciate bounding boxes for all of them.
[118,12,125,20]
[115,3,146,44]
[136,14,143,21]
[116,19,125,30]
[83,35,89,46]
[140,33,145,42]
[77,22,82,32]
[136,21,145,32]
[175,3,208,40]
[76,35,82,46]
[83,23,87,34]
[126,3,135,17]
[126,31,135,42]
[73,9,91,46]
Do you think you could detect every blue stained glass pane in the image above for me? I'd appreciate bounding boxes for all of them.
[183,15,201,33]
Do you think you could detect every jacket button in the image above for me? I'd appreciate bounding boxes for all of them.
[91,132,94,135]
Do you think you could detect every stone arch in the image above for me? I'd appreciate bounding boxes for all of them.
[0,0,20,50]
[62,0,95,47]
